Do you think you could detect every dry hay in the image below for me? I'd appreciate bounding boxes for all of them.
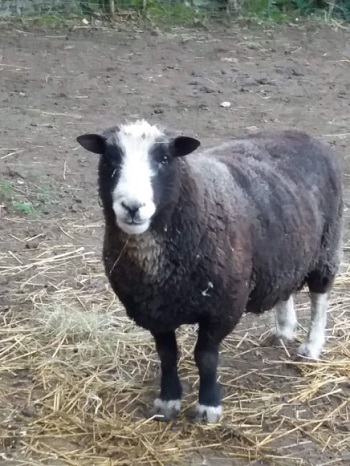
[0,221,349,466]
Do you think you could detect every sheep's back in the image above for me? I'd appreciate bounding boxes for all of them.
[190,130,342,313]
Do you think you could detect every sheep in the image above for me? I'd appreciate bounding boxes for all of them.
[76,120,343,423]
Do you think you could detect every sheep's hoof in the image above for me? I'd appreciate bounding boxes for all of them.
[261,334,292,348]
[191,404,222,424]
[149,398,181,422]
[295,342,322,361]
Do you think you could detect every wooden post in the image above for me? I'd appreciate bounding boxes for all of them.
[109,0,115,16]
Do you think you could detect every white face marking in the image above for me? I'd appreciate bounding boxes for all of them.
[297,292,329,360]
[112,120,164,235]
[274,295,297,341]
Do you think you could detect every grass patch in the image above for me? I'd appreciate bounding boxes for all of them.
[0,180,13,199]
[12,200,34,214]
[222,0,350,23]
[0,1,348,29]
[0,179,58,217]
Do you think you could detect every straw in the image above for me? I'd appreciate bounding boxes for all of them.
[0,218,349,465]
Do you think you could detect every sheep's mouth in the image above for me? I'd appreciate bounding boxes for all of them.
[124,219,146,226]
[117,218,151,235]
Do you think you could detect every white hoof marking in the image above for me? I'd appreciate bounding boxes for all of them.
[195,404,222,423]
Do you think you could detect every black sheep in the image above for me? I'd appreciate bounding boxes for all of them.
[77,120,343,423]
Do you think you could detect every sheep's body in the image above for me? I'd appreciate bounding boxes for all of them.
[77,123,343,423]
[104,130,341,330]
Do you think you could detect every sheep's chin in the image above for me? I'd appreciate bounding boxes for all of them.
[117,219,150,235]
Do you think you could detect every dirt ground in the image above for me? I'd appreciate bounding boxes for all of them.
[0,19,350,466]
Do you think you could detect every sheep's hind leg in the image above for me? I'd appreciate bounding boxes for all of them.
[297,216,341,360]
[151,331,182,421]
[262,296,297,347]
[193,323,229,424]
[297,292,329,360]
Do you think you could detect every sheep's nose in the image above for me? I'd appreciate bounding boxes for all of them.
[121,201,143,218]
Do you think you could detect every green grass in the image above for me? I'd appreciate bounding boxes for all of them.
[117,0,350,23]
[0,0,348,30]
[0,180,57,216]
[37,186,53,202]
[241,0,349,21]
[0,181,34,215]
[0,181,13,199]
[12,200,34,214]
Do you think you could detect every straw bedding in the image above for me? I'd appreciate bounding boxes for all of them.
[0,220,349,465]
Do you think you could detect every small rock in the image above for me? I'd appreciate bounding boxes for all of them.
[198,86,215,94]
[256,78,273,85]
[292,68,304,77]
[221,57,238,63]
[25,242,39,250]
[220,101,231,108]
[21,405,35,418]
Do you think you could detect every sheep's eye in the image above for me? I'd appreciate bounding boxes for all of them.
[152,144,170,168]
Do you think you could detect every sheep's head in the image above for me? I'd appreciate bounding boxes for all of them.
[76,120,200,235]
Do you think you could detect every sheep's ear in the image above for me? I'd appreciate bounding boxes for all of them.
[76,134,106,155]
[171,136,200,157]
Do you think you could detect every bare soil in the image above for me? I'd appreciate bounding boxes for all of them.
[0,20,350,466]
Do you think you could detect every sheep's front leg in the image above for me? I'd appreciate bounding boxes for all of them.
[151,331,182,421]
[194,324,224,423]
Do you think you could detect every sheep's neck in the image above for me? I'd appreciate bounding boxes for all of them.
[104,224,166,279]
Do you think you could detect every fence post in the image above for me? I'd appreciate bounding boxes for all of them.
[109,0,115,16]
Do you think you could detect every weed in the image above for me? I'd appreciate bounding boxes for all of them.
[0,0,348,26]
[12,200,34,215]
[0,179,57,216]
[37,186,52,203]
[0,181,14,200]
[240,0,350,21]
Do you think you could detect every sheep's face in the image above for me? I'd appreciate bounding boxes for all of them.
[77,120,200,235]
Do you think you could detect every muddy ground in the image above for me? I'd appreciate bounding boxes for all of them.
[0,19,350,466]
